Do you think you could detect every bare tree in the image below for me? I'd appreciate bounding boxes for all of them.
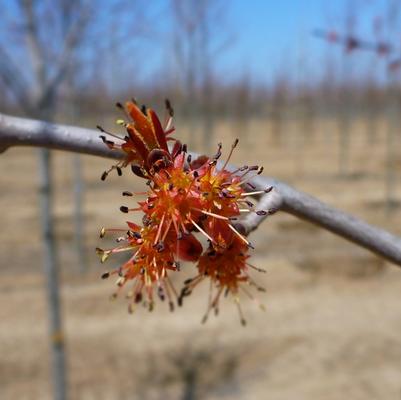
[232,70,252,147]
[0,1,92,399]
[170,0,232,152]
[337,0,357,177]
[268,69,288,146]
[0,0,157,395]
[384,0,400,214]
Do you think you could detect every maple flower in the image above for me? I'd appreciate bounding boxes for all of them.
[98,221,181,312]
[179,235,267,326]
[97,99,272,321]
[97,99,176,180]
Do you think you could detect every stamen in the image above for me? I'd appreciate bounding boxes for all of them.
[213,143,223,160]
[222,138,239,170]
[246,263,267,273]
[96,125,124,141]
[161,219,173,242]
[234,297,247,326]
[228,224,252,247]
[188,217,215,243]
[193,208,229,221]
[240,187,272,197]
[154,213,166,245]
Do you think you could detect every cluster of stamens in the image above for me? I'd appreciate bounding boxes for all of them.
[96,99,273,324]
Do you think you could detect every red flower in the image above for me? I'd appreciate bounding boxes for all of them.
[97,100,271,322]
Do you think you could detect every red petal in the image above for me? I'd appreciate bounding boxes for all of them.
[148,109,168,152]
[125,102,158,148]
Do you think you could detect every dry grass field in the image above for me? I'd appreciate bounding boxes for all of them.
[1,117,401,399]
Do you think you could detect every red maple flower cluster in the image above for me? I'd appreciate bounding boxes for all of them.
[97,100,271,324]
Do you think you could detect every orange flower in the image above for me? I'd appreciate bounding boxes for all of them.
[98,222,181,312]
[97,99,271,322]
[98,99,176,180]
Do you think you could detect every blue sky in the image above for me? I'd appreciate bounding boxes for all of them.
[125,0,393,89]
[1,0,395,92]
[214,0,393,85]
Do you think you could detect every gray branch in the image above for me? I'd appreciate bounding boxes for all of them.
[1,112,401,267]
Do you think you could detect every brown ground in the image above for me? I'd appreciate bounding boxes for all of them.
[1,117,401,399]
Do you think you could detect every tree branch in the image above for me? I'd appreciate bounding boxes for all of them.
[1,112,401,267]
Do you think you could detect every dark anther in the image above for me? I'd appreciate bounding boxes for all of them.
[141,104,147,115]
[157,286,165,301]
[233,138,239,147]
[116,167,122,176]
[265,186,273,193]
[165,98,174,116]
[154,241,165,252]
[101,271,110,279]
[101,171,108,181]
[187,154,192,163]
[193,170,199,178]
[99,135,106,142]
[96,125,105,132]
[213,143,222,160]
[256,210,267,216]
[122,191,133,196]
[135,292,143,303]
[222,189,235,198]
[116,102,124,109]
[120,206,129,213]
[182,144,187,153]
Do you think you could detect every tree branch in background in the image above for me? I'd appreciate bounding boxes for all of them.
[1,112,401,267]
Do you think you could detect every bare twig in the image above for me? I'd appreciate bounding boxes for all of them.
[1,112,401,267]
